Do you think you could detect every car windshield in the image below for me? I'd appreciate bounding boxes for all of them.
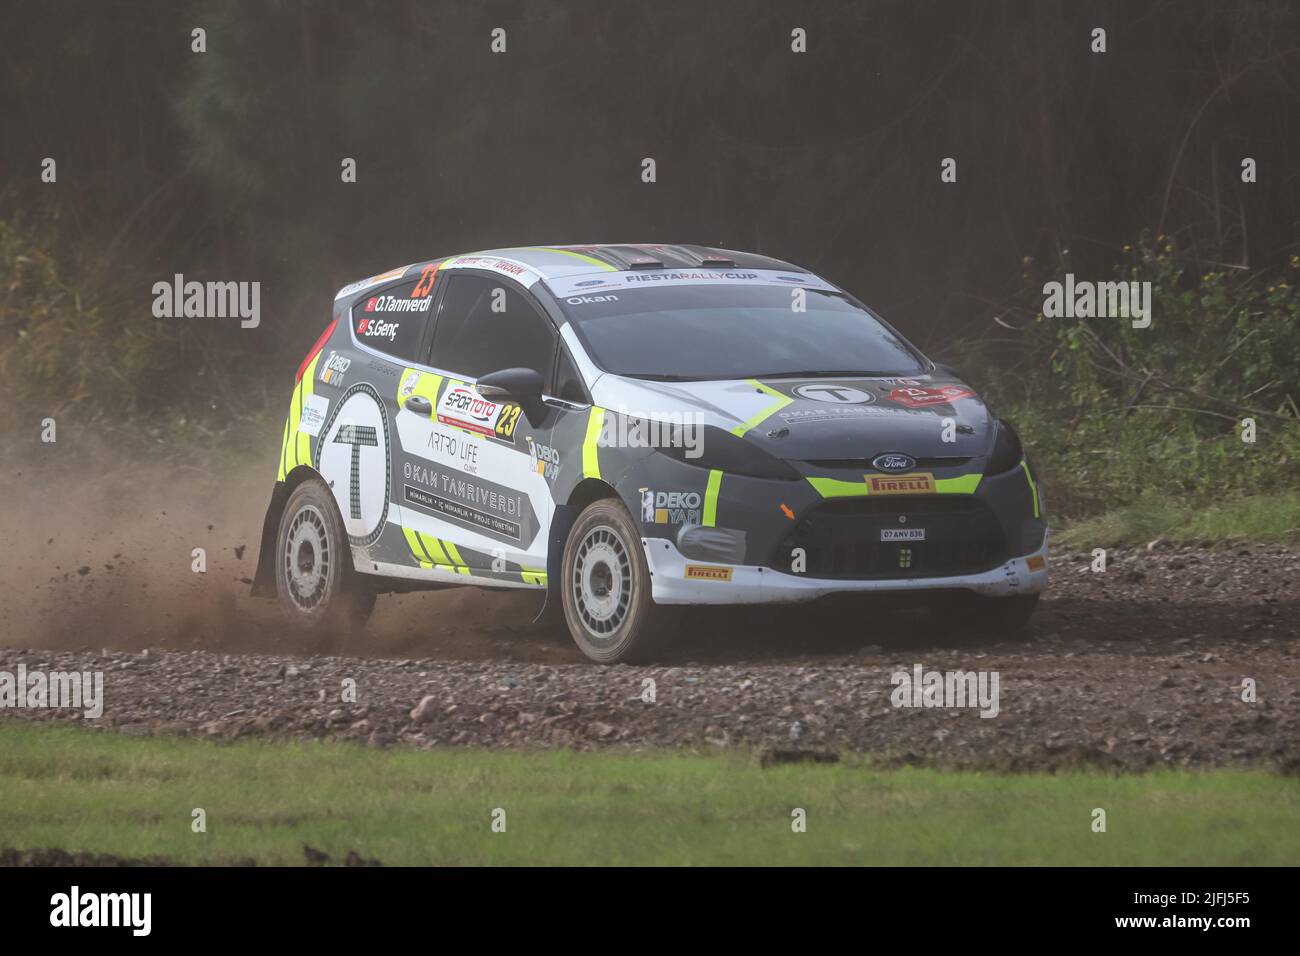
[554,284,927,381]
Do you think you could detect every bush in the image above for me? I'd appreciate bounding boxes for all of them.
[958,232,1300,520]
[0,216,184,427]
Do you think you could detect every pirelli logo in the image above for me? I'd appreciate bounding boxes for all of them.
[685,564,733,582]
[866,472,936,495]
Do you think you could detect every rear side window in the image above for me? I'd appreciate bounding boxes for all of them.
[430,274,556,382]
[351,277,434,361]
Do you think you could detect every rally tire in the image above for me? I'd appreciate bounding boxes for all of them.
[930,591,1039,636]
[274,478,376,635]
[561,498,676,664]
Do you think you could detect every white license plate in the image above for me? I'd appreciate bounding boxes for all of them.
[880,528,926,542]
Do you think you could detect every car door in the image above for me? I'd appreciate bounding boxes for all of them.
[391,270,557,584]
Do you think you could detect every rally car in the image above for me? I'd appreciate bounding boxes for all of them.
[252,244,1048,662]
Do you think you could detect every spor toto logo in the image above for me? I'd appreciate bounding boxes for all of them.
[315,383,390,546]
[793,383,875,404]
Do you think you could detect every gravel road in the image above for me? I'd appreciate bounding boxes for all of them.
[3,542,1297,772]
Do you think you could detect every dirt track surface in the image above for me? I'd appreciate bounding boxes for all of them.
[1,459,1297,769]
[2,542,1298,771]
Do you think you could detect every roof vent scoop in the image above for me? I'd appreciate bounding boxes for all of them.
[699,255,737,267]
[626,255,665,270]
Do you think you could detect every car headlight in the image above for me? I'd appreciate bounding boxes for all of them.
[985,418,1023,475]
[659,425,801,481]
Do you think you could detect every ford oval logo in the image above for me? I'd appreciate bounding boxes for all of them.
[872,453,915,473]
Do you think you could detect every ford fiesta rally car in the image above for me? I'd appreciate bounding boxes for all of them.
[252,244,1048,662]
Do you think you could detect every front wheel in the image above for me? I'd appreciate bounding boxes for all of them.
[274,478,376,635]
[560,498,676,663]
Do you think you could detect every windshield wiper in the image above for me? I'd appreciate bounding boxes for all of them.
[622,372,704,382]
[625,369,916,382]
[746,369,896,379]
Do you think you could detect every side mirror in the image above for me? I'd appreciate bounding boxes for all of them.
[476,367,546,426]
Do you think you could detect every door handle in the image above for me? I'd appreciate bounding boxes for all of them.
[404,395,433,415]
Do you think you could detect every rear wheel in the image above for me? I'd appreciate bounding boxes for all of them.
[929,591,1039,636]
[561,498,676,663]
[274,478,376,634]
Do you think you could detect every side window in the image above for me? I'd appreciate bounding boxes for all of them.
[553,343,588,403]
[352,276,435,361]
[430,274,556,382]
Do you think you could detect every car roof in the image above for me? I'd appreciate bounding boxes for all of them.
[334,244,814,301]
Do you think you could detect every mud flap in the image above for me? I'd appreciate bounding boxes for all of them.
[250,481,291,598]
[533,503,577,623]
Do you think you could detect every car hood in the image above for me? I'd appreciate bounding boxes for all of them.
[589,373,994,462]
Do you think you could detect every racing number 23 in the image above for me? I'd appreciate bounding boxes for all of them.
[496,404,521,439]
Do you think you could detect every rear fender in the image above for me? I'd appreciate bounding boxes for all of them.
[250,465,322,598]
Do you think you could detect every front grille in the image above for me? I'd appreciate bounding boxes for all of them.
[771,496,1006,579]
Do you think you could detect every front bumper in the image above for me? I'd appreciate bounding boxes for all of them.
[642,533,1049,605]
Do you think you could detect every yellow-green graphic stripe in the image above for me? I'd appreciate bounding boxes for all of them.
[731,379,793,437]
[583,407,605,479]
[703,469,723,526]
[1020,461,1040,517]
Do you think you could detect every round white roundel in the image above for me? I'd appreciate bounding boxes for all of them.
[315,383,390,546]
[792,383,875,404]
